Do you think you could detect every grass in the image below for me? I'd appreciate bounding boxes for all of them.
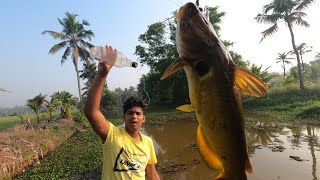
[0,119,80,180]
[15,118,121,179]
[8,85,320,178]
[243,86,320,125]
[0,111,75,131]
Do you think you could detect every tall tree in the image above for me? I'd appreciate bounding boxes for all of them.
[51,91,77,119]
[314,52,320,63]
[135,6,248,105]
[291,42,312,72]
[255,0,315,90]
[45,97,58,119]
[276,52,294,77]
[249,64,278,86]
[42,12,95,101]
[80,61,97,97]
[26,94,46,123]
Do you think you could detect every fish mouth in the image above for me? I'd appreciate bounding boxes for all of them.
[176,2,218,58]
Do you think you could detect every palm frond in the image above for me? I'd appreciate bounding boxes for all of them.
[262,3,275,14]
[255,13,283,24]
[264,73,280,83]
[82,19,90,26]
[77,45,90,61]
[41,30,68,40]
[260,23,279,42]
[57,18,67,29]
[61,46,71,65]
[79,40,94,49]
[291,16,310,27]
[295,0,315,11]
[48,41,69,54]
[76,30,95,41]
[290,11,307,17]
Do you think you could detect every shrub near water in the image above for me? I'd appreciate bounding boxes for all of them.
[0,119,79,179]
[15,118,123,179]
[15,129,102,179]
[243,87,320,124]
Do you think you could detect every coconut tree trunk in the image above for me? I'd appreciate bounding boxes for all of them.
[287,20,304,90]
[36,110,40,123]
[73,57,82,101]
[299,52,305,73]
[282,63,286,78]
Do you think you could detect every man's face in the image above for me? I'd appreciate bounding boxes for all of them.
[124,106,145,133]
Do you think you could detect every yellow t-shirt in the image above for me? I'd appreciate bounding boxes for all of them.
[101,123,157,180]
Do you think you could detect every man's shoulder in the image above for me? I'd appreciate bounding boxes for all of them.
[141,133,153,142]
[109,123,125,135]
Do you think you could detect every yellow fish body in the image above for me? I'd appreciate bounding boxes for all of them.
[161,2,268,180]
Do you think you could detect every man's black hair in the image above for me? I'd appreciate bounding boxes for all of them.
[123,96,146,115]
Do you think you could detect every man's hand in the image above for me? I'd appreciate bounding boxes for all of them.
[98,45,117,77]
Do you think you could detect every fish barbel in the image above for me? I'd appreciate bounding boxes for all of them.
[161,2,268,180]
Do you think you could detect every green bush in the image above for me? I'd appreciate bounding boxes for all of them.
[75,112,90,128]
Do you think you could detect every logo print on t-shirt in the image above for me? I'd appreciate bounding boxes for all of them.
[113,147,147,172]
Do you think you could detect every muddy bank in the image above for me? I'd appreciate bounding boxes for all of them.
[0,119,82,179]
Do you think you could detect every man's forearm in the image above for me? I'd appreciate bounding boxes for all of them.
[84,70,110,140]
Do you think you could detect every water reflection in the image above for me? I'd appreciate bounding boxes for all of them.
[142,119,320,180]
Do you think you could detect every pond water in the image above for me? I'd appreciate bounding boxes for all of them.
[141,119,320,180]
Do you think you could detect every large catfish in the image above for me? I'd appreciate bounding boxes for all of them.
[161,2,268,180]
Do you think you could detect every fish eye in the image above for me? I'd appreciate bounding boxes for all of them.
[181,21,187,27]
[181,20,187,31]
[195,61,209,76]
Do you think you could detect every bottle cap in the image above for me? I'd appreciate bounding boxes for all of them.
[132,62,138,68]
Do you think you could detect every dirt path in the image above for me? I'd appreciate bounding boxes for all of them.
[0,119,82,179]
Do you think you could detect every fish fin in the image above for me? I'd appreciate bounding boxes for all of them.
[197,126,223,170]
[215,171,225,180]
[234,67,268,97]
[160,57,185,80]
[176,104,194,112]
[245,158,253,174]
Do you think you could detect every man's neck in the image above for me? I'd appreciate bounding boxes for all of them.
[125,128,141,141]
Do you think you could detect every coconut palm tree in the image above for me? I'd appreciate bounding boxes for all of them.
[290,42,312,72]
[250,64,278,86]
[276,52,294,77]
[79,61,97,97]
[45,97,58,119]
[51,91,77,120]
[26,94,46,123]
[255,0,315,90]
[42,12,95,101]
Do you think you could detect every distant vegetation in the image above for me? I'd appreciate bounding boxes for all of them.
[243,85,320,124]
[1,0,320,130]
[1,1,319,178]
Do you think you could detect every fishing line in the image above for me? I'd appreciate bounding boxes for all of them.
[167,0,182,7]
[138,15,176,106]
[137,1,180,106]
[132,56,150,106]
[142,77,150,106]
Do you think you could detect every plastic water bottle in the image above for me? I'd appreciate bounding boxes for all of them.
[89,46,138,68]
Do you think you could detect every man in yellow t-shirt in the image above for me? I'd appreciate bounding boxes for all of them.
[85,45,160,180]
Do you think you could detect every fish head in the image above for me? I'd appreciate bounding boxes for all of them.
[161,2,267,99]
[176,2,222,61]
[161,2,232,84]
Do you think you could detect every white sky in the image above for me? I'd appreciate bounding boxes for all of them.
[0,0,319,108]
